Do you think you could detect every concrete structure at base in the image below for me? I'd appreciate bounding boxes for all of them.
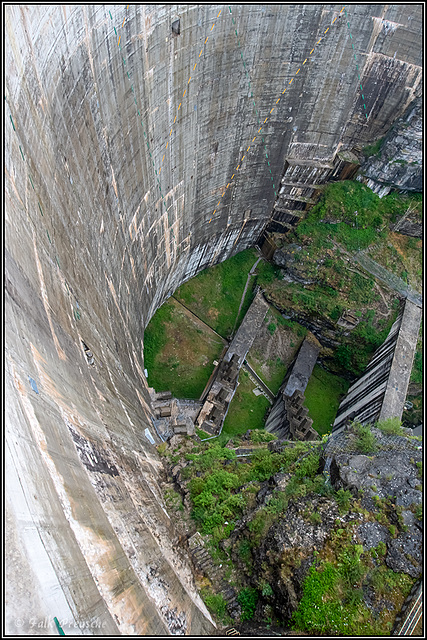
[265,333,321,440]
[5,4,422,635]
[332,299,422,434]
[196,290,269,435]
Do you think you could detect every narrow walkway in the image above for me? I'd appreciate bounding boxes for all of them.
[231,257,262,336]
[195,290,270,437]
[227,289,270,365]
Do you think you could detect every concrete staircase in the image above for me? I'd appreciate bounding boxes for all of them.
[188,533,241,619]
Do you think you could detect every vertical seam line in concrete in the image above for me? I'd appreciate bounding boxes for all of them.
[207,5,346,223]
[156,7,224,175]
[228,5,277,195]
[344,8,369,120]
[110,6,168,218]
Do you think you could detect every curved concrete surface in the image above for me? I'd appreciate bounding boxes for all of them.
[5,4,422,635]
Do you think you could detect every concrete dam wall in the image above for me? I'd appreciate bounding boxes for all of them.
[5,4,422,635]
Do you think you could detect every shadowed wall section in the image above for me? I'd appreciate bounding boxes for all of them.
[5,4,422,635]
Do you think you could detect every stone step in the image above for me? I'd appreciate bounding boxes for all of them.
[198,558,214,569]
[196,555,211,566]
[192,546,206,557]
[223,593,237,605]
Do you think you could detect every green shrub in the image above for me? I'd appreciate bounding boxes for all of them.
[250,429,277,444]
[201,588,229,624]
[310,512,322,525]
[335,488,352,513]
[238,587,259,620]
[376,417,404,436]
[261,582,274,598]
[248,508,275,542]
[238,539,253,563]
[267,322,276,335]
[265,491,289,515]
[249,449,277,481]
[353,422,378,454]
[337,544,365,586]
[375,541,387,557]
[294,452,320,479]
[157,442,168,456]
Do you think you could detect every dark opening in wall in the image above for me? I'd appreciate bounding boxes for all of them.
[81,340,95,366]
[172,18,180,36]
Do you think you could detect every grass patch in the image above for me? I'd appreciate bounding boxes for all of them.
[292,523,414,636]
[201,588,231,626]
[353,421,378,454]
[304,365,349,436]
[222,369,270,439]
[143,297,224,398]
[175,248,258,338]
[293,180,387,252]
[375,417,405,436]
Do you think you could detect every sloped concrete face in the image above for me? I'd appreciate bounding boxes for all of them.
[4,4,422,635]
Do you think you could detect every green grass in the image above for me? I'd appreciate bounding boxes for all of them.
[246,352,289,397]
[293,180,387,251]
[222,369,270,439]
[303,365,349,436]
[291,181,422,253]
[264,359,288,396]
[200,588,232,626]
[175,248,258,338]
[143,297,225,398]
[292,525,414,636]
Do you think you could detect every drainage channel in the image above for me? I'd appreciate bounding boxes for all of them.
[242,361,275,402]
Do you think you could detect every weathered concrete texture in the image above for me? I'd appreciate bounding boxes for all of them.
[4,4,422,635]
[227,289,270,366]
[333,299,422,433]
[196,291,269,435]
[265,333,321,439]
[379,300,422,421]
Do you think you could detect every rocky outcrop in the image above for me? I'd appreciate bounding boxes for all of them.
[240,425,422,625]
[359,97,422,196]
